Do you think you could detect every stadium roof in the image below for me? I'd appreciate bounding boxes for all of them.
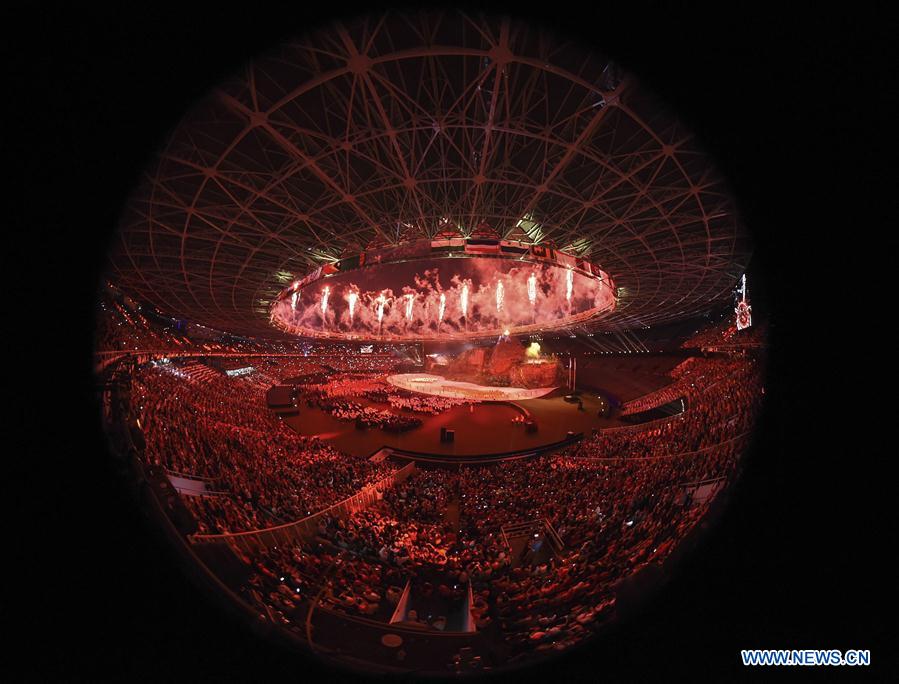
[109,11,751,338]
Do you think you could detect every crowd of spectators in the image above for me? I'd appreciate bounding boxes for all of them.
[680,315,766,350]
[103,297,764,669]
[319,398,423,432]
[238,467,505,628]
[230,417,753,662]
[360,383,478,414]
[96,288,423,370]
[129,362,397,533]
[218,351,762,665]
[598,361,762,459]
[386,392,474,414]
[299,375,468,429]
[96,297,193,352]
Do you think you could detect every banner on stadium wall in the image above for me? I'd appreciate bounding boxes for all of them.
[499,240,529,255]
[530,244,553,261]
[464,239,501,255]
[430,237,466,252]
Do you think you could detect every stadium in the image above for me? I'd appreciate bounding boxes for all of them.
[95,11,766,676]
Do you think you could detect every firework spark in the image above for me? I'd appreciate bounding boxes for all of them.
[346,289,358,322]
[376,292,387,327]
[273,259,615,340]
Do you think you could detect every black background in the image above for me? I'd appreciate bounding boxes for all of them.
[7,1,895,680]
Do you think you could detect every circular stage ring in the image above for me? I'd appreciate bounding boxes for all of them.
[386,373,556,401]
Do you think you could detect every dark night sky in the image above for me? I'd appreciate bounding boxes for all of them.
[7,2,895,681]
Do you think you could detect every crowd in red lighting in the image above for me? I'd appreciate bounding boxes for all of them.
[131,364,396,533]
[680,316,766,350]
[97,288,421,368]
[229,420,753,663]
[301,378,423,432]
[593,358,762,454]
[104,296,763,668]
[195,353,760,665]
[386,392,474,414]
[298,374,470,428]
[96,298,193,352]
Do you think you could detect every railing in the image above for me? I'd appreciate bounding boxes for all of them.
[195,489,237,498]
[501,518,566,556]
[189,461,416,551]
[620,388,687,415]
[383,432,582,465]
[500,519,543,548]
[592,411,686,435]
[679,474,728,490]
[318,603,479,639]
[677,475,728,506]
[542,517,566,553]
[164,468,219,483]
[464,581,477,633]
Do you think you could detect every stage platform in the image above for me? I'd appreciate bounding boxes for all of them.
[282,393,618,459]
[386,373,556,401]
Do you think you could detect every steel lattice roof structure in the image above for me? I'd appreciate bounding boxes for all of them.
[109,11,751,339]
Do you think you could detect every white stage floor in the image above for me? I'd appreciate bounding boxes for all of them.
[386,373,556,401]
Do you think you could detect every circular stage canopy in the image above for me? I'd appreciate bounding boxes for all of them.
[109,11,751,339]
[270,239,615,340]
